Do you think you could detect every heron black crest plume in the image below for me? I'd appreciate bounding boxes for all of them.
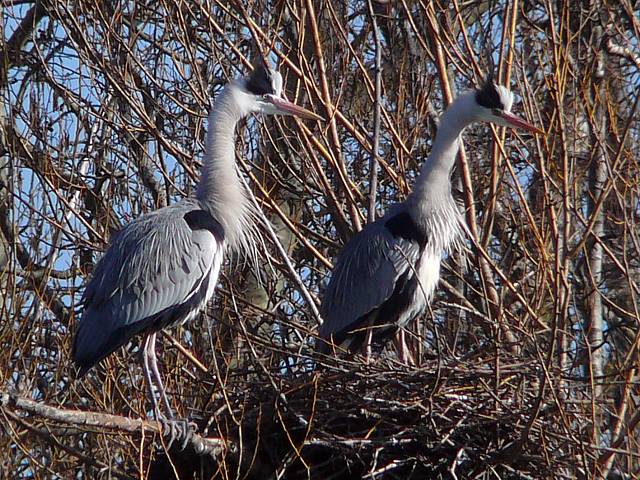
[245,62,276,96]
[475,77,504,110]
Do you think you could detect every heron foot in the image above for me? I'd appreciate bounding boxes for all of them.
[158,417,198,451]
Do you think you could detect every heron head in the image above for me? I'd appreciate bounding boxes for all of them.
[474,81,543,134]
[239,64,323,121]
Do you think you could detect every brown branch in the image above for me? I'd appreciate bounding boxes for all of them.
[605,36,640,71]
[366,0,382,224]
[0,391,233,458]
[2,408,130,479]
[0,1,49,85]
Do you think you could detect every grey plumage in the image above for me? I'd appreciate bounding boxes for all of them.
[319,81,541,355]
[73,199,224,374]
[319,203,463,351]
[319,212,422,348]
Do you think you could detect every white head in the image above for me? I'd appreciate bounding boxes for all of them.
[232,64,323,121]
[473,81,542,134]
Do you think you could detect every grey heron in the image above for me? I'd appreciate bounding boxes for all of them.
[73,64,322,431]
[318,80,542,359]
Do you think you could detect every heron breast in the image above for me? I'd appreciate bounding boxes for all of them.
[413,252,441,304]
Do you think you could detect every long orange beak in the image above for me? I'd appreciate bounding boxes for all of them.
[268,96,324,122]
[501,111,544,135]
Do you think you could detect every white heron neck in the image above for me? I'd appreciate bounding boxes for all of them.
[196,84,252,251]
[408,92,475,212]
[401,92,475,252]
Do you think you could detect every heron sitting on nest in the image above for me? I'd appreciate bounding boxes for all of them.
[318,80,542,362]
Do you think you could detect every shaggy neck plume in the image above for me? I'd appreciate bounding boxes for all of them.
[196,85,251,251]
[405,92,475,249]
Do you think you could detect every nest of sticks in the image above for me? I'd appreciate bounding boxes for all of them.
[150,348,583,480]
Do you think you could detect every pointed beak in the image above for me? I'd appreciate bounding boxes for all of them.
[500,111,544,135]
[267,95,324,122]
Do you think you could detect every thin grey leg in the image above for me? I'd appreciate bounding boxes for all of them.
[395,330,416,365]
[364,328,373,364]
[145,331,174,419]
[142,332,192,449]
[141,333,162,419]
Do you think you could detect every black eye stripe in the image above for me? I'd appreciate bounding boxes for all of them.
[475,81,504,110]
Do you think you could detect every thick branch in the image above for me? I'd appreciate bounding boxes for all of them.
[0,390,233,458]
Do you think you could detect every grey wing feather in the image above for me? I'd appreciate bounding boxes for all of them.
[74,199,222,371]
[319,220,421,339]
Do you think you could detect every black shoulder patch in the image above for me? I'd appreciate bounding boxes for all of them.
[245,64,274,96]
[183,210,225,241]
[384,212,426,246]
[475,81,503,110]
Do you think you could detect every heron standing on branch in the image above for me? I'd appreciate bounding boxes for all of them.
[318,81,542,360]
[73,64,322,435]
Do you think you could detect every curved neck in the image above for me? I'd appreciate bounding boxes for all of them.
[196,85,248,248]
[408,92,476,207]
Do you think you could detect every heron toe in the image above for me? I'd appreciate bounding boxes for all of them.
[159,416,197,451]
